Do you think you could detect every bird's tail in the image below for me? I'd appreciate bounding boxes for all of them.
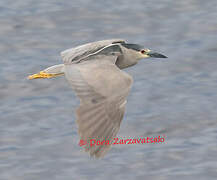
[28,64,64,80]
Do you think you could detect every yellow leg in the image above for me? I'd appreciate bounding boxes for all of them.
[28,71,63,80]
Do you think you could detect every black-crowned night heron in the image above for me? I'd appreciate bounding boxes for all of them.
[28,39,167,158]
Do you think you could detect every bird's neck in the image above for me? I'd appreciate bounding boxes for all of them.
[115,55,138,69]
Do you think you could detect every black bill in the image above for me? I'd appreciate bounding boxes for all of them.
[147,52,167,58]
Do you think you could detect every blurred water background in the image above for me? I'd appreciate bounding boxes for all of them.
[0,0,217,179]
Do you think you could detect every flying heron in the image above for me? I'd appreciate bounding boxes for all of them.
[28,39,167,158]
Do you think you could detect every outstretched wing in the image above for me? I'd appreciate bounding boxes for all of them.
[60,39,125,64]
[64,54,133,158]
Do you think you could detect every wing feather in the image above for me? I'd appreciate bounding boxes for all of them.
[64,54,132,158]
[61,39,125,64]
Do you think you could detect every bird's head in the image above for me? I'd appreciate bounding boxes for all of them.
[121,43,167,60]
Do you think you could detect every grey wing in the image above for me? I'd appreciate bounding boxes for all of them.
[61,39,125,64]
[64,56,133,158]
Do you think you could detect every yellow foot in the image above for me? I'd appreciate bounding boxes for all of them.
[28,71,58,80]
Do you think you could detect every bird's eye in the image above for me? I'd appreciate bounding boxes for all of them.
[141,50,146,54]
